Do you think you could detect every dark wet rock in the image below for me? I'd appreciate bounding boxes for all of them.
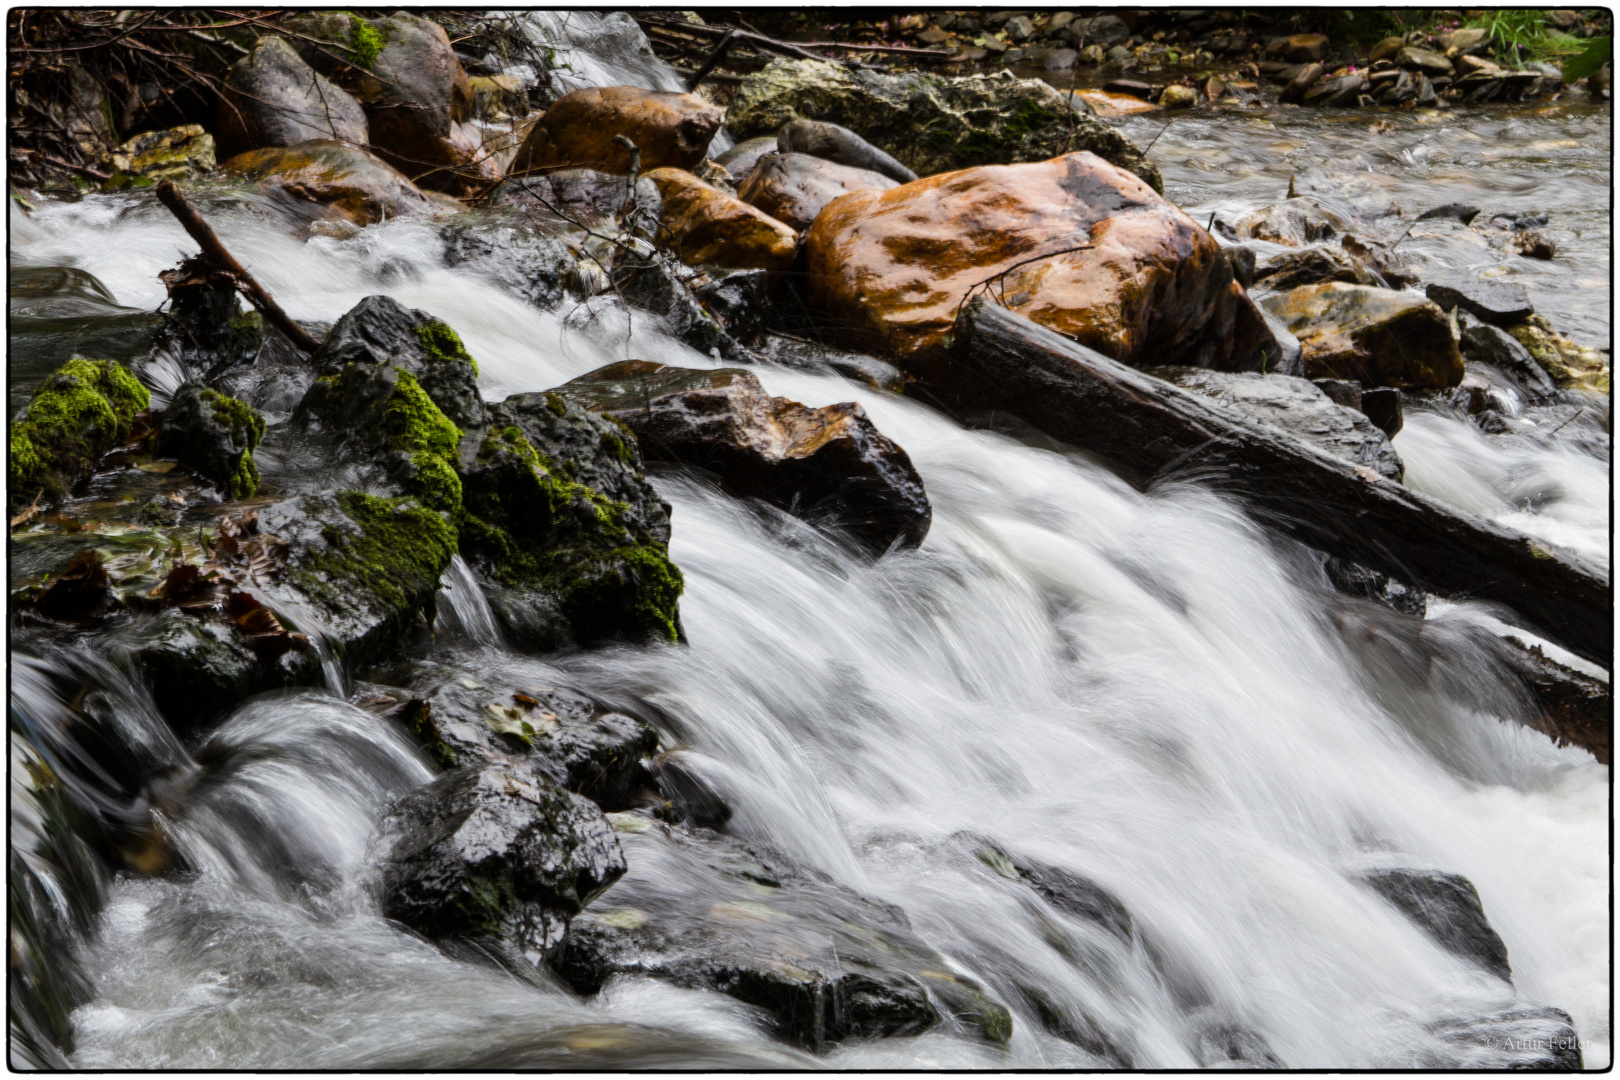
[753,336,907,393]
[310,293,485,430]
[1256,307,1305,378]
[440,224,578,310]
[8,268,164,414]
[1193,1021,1285,1068]
[650,749,733,830]
[1261,284,1463,390]
[1368,36,1406,64]
[1226,245,1258,288]
[486,169,660,238]
[1102,79,1157,100]
[776,118,917,184]
[1254,244,1377,290]
[1457,319,1559,405]
[511,86,722,176]
[1425,1007,1582,1070]
[1153,368,1404,482]
[1279,63,1325,104]
[715,135,781,184]
[378,762,625,971]
[1338,234,1418,288]
[150,383,265,500]
[1313,378,1362,411]
[736,151,898,232]
[9,356,150,513]
[727,58,1162,191]
[1281,33,1329,63]
[1425,279,1534,328]
[223,139,438,227]
[1360,869,1511,982]
[1359,387,1403,439]
[150,256,267,380]
[557,361,931,554]
[217,35,367,159]
[691,269,773,345]
[1416,203,1481,225]
[611,251,732,355]
[1304,74,1366,107]
[112,608,260,736]
[1396,46,1454,77]
[1324,556,1425,617]
[1067,14,1129,47]
[552,820,1013,1051]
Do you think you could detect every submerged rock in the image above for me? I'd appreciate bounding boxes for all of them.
[736,152,898,232]
[643,168,798,272]
[727,58,1162,191]
[511,86,722,176]
[1425,1007,1582,1070]
[552,820,1013,1051]
[1218,197,1347,247]
[1360,869,1512,982]
[804,151,1269,370]
[224,139,438,227]
[558,361,931,554]
[378,763,625,970]
[9,356,150,512]
[1261,284,1464,390]
[216,35,368,157]
[150,383,265,499]
[776,118,917,184]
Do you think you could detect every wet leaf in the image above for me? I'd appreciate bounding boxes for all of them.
[136,460,177,473]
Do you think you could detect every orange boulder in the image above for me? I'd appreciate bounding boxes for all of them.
[512,86,722,176]
[644,168,798,273]
[736,152,898,231]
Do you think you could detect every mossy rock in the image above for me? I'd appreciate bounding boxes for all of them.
[9,356,149,511]
[1505,315,1610,393]
[727,59,1162,191]
[151,383,266,499]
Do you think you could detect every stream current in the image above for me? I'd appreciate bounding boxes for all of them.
[9,15,1611,1070]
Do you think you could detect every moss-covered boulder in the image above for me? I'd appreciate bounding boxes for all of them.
[101,125,215,188]
[150,383,265,499]
[727,58,1162,191]
[9,356,149,511]
[1505,314,1609,393]
[216,35,368,158]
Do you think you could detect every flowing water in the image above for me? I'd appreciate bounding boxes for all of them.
[8,25,1610,1071]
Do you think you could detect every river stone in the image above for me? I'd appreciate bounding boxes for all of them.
[557,361,932,554]
[552,820,1013,1050]
[1425,1007,1583,1069]
[1219,197,1347,247]
[1424,279,1534,327]
[714,135,780,182]
[223,139,438,227]
[1368,36,1405,63]
[643,168,798,272]
[1359,387,1403,439]
[1396,46,1454,77]
[1304,73,1366,107]
[1279,63,1325,104]
[103,125,214,185]
[1254,244,1378,291]
[1416,203,1480,225]
[736,152,898,231]
[1159,84,1198,109]
[1068,14,1130,46]
[378,763,625,970]
[150,383,265,500]
[1261,284,1464,390]
[726,58,1162,192]
[776,118,918,184]
[486,169,660,237]
[1457,319,1558,404]
[1288,171,1400,223]
[1504,315,1609,393]
[511,86,722,176]
[1362,869,1513,981]
[804,151,1271,372]
[1153,368,1404,481]
[440,224,579,311]
[109,608,260,736]
[217,36,367,158]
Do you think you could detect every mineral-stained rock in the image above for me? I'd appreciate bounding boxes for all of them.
[9,356,150,512]
[216,35,368,158]
[378,763,625,970]
[223,139,438,226]
[775,118,917,183]
[552,820,1013,1050]
[1261,284,1464,389]
[803,151,1269,370]
[510,86,722,176]
[150,383,265,499]
[1254,244,1378,290]
[726,58,1162,191]
[642,168,798,272]
[558,360,931,553]
[1359,869,1512,982]
[102,125,214,186]
[1504,315,1609,393]
[736,152,898,231]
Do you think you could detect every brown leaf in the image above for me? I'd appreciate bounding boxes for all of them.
[9,490,43,531]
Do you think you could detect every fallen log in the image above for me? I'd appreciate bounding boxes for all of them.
[942,298,1610,668]
[1495,637,1610,763]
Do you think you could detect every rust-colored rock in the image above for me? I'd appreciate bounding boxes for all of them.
[803,151,1262,369]
[1261,283,1464,390]
[223,139,438,226]
[512,86,722,176]
[736,152,898,232]
[643,168,797,272]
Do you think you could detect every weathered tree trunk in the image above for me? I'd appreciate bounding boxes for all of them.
[943,298,1610,668]
[1495,637,1610,764]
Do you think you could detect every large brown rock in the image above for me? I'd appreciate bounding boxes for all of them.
[223,139,438,226]
[216,35,368,159]
[558,361,931,554]
[512,86,722,176]
[803,151,1267,369]
[1261,284,1464,389]
[736,152,898,231]
[643,168,797,272]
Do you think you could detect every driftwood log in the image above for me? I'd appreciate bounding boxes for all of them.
[942,298,1610,669]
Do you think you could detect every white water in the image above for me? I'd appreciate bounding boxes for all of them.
[8,31,1610,1073]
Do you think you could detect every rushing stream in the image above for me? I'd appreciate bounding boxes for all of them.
[9,17,1610,1070]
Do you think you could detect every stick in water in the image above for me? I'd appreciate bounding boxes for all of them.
[153,180,321,355]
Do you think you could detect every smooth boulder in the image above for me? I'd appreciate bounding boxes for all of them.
[804,151,1270,370]
[223,139,438,226]
[511,86,722,176]
[714,135,780,183]
[776,118,917,184]
[558,361,931,554]
[642,168,797,272]
[1261,284,1464,389]
[216,35,367,158]
[736,152,898,232]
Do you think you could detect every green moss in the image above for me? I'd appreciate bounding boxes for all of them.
[346,12,386,70]
[9,356,149,508]
[374,369,463,513]
[1003,98,1057,140]
[416,319,479,377]
[295,491,458,623]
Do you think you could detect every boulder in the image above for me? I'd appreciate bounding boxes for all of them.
[1504,315,1609,393]
[1261,284,1464,389]
[1457,320,1558,404]
[776,118,917,184]
[1304,72,1364,107]
[558,361,931,554]
[1279,63,1325,104]
[1359,869,1511,982]
[216,35,367,158]
[510,86,722,176]
[9,356,149,512]
[803,151,1270,371]
[713,135,780,183]
[642,168,798,272]
[609,250,743,355]
[1159,84,1198,109]
[726,58,1162,191]
[150,383,265,499]
[1152,368,1404,481]
[223,139,438,226]
[1424,279,1534,327]
[102,125,214,187]
[378,763,625,970]
[736,152,898,231]
[440,223,582,311]
[552,819,1012,1050]
[486,169,661,238]
[1359,387,1403,439]
[1425,1007,1582,1070]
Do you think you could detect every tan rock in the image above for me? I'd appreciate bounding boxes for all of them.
[1368,36,1406,64]
[736,152,898,231]
[643,168,797,272]
[512,86,722,176]
[1159,84,1198,109]
[1505,315,1610,393]
[104,125,214,183]
[223,139,438,226]
[1261,283,1464,389]
[1284,33,1329,63]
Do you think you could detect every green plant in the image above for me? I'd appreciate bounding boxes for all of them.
[1563,35,1612,81]
[1464,10,1588,68]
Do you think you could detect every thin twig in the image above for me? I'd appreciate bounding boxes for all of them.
[954,244,1096,322]
[685,28,736,91]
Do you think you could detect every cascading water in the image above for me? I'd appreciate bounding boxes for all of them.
[8,21,1609,1072]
